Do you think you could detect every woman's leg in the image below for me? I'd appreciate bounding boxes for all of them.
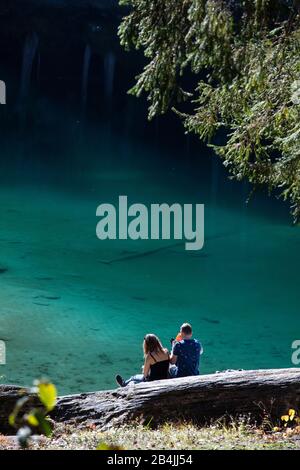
[124,374,145,386]
[168,365,178,378]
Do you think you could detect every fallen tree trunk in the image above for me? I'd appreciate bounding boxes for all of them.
[52,368,300,429]
[1,369,300,434]
[0,385,39,434]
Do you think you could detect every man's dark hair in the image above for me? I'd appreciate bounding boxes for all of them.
[180,323,192,336]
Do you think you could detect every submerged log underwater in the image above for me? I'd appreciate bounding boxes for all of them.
[1,369,300,434]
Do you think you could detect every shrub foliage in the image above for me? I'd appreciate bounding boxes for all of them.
[119,0,300,219]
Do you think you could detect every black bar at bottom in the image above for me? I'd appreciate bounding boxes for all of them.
[0,449,292,466]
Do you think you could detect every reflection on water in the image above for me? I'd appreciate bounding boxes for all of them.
[0,5,299,394]
[19,32,39,105]
[104,51,116,102]
[81,44,92,115]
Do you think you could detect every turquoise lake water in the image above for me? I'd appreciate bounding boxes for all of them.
[0,32,300,395]
[1,118,300,395]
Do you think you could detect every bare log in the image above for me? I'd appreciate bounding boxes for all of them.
[1,369,300,434]
[52,368,300,428]
[0,385,38,434]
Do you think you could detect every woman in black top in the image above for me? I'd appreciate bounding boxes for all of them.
[116,334,170,387]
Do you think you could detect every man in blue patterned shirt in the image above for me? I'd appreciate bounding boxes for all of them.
[170,323,203,377]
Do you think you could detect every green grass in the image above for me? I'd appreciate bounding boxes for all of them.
[1,421,299,450]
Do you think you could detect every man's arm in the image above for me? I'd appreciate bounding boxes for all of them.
[170,342,179,365]
[170,353,177,365]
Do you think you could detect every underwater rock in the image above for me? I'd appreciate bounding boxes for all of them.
[201,317,220,325]
[98,353,113,365]
[0,267,8,274]
[33,295,61,300]
[190,252,209,258]
[98,242,184,265]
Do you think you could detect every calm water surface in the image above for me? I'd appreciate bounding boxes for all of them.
[0,25,299,394]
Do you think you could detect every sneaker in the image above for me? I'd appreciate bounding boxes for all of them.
[115,374,125,387]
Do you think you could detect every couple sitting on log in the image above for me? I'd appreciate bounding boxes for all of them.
[115,323,203,387]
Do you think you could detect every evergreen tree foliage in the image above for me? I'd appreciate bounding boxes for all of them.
[119,0,300,219]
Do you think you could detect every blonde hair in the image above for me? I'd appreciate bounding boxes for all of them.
[180,323,192,335]
[143,334,164,358]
